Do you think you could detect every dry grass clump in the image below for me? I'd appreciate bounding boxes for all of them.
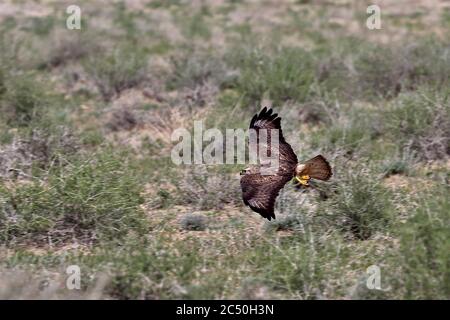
[0,150,147,246]
[176,166,241,210]
[43,30,98,68]
[383,90,450,161]
[83,43,149,101]
[179,213,208,231]
[105,108,141,132]
[0,128,79,180]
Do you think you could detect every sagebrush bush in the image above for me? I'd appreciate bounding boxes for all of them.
[310,105,381,155]
[383,90,450,160]
[0,127,79,180]
[179,213,208,231]
[175,166,241,210]
[381,160,410,177]
[318,169,391,240]
[83,44,148,101]
[177,10,211,40]
[167,52,232,90]
[228,46,315,105]
[352,44,404,99]
[317,38,450,100]
[77,237,209,299]
[43,30,96,68]
[247,231,356,299]
[380,151,417,177]
[0,73,53,127]
[393,187,450,299]
[105,108,140,132]
[0,150,147,245]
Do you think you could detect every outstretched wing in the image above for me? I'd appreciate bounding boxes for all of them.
[240,173,292,220]
[303,155,332,181]
[249,107,298,174]
[240,107,298,220]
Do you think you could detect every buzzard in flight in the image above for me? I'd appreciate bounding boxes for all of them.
[240,107,332,220]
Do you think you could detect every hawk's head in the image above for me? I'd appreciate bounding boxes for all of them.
[240,167,258,176]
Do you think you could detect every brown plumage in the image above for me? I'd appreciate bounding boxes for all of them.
[240,107,332,220]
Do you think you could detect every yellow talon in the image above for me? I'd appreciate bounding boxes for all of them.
[295,175,310,186]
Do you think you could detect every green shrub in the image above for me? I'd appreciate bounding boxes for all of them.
[310,106,381,155]
[394,187,450,299]
[318,169,391,240]
[380,151,417,177]
[228,46,315,105]
[0,73,52,127]
[43,31,96,68]
[383,90,450,160]
[177,9,211,40]
[0,150,147,245]
[180,213,208,231]
[0,127,79,180]
[352,44,403,99]
[83,44,148,101]
[317,38,450,100]
[175,166,241,210]
[167,52,231,90]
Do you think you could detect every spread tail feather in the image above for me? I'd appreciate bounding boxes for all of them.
[304,155,332,181]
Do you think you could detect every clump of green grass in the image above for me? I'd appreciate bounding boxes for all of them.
[177,8,212,40]
[227,46,315,105]
[0,73,53,127]
[247,231,360,299]
[380,151,417,178]
[318,169,391,240]
[381,160,410,177]
[0,127,79,180]
[83,43,148,101]
[383,89,450,160]
[0,149,147,246]
[310,105,381,156]
[25,16,56,37]
[317,37,450,100]
[153,188,173,209]
[180,213,208,231]
[73,236,212,299]
[391,187,450,299]
[352,44,404,99]
[42,30,96,68]
[167,52,232,90]
[175,166,241,210]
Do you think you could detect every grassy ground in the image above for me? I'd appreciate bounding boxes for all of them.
[0,0,449,299]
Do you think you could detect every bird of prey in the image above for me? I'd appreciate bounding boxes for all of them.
[240,107,332,220]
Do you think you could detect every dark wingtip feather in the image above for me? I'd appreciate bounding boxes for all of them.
[250,205,276,221]
[260,106,268,115]
[250,107,282,128]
